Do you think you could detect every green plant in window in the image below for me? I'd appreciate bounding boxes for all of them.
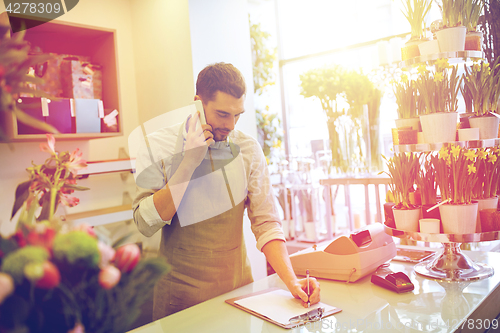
[299,65,349,174]
[249,19,284,167]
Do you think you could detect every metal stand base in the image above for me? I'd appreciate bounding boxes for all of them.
[414,243,494,282]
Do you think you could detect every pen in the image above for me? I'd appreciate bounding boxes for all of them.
[306,269,310,308]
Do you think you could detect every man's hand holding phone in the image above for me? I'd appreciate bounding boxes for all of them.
[183,111,214,168]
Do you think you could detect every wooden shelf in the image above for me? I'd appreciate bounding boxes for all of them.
[62,204,133,227]
[1,13,122,142]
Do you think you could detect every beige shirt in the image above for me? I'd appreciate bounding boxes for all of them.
[132,120,285,251]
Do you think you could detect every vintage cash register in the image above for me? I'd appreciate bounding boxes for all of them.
[289,223,397,282]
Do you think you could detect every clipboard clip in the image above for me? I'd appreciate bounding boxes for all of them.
[289,307,324,325]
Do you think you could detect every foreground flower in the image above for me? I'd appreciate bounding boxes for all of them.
[98,241,116,268]
[24,260,61,289]
[114,244,141,273]
[2,246,49,284]
[98,265,121,289]
[0,273,14,304]
[39,134,56,155]
[66,148,87,176]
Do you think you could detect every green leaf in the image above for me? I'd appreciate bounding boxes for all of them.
[63,184,90,191]
[11,180,32,219]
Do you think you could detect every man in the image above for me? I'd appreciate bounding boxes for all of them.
[133,62,319,320]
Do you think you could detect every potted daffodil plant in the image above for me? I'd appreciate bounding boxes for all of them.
[400,0,433,60]
[382,152,420,231]
[433,144,479,234]
[415,58,462,144]
[471,147,500,232]
[462,58,500,139]
[436,0,467,52]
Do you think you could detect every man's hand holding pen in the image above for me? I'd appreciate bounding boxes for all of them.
[289,274,320,308]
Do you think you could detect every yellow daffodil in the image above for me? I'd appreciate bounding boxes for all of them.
[417,64,427,75]
[433,72,444,83]
[477,148,488,160]
[439,146,449,160]
[473,63,481,72]
[401,73,408,83]
[464,149,476,162]
[435,58,450,70]
[450,145,461,159]
[468,164,477,175]
[488,153,497,164]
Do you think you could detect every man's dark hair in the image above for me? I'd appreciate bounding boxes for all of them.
[196,62,246,102]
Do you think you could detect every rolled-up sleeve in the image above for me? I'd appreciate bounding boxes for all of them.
[132,126,178,237]
[242,135,285,251]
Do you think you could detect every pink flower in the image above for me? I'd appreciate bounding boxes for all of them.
[73,223,96,238]
[0,272,14,304]
[66,148,87,176]
[98,265,121,289]
[40,134,56,155]
[114,244,141,273]
[59,193,79,207]
[98,241,116,268]
[67,323,85,333]
[26,225,56,253]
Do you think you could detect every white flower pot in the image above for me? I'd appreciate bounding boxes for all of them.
[392,206,420,232]
[419,112,458,144]
[436,26,467,52]
[395,117,420,131]
[469,115,500,140]
[439,202,478,234]
[457,128,479,141]
[418,39,440,56]
[419,218,441,233]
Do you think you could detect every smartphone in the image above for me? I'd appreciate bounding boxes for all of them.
[194,100,207,125]
[194,99,213,147]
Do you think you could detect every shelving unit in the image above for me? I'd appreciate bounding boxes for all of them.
[399,50,484,68]
[387,49,500,282]
[394,138,500,153]
[0,13,122,142]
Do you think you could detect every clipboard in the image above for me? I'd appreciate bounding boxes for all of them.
[225,287,342,329]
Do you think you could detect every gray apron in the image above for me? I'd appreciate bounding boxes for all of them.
[153,127,253,319]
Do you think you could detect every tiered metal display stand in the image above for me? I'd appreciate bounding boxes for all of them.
[387,49,499,281]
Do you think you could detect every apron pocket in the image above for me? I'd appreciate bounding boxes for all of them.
[169,245,246,307]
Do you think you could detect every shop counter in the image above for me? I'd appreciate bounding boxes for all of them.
[129,250,500,333]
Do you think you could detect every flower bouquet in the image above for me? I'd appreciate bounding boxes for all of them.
[0,135,170,333]
[433,144,479,233]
